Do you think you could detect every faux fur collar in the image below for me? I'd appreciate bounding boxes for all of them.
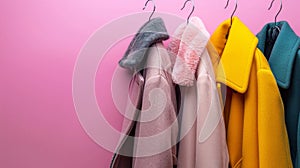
[119,17,169,72]
[168,17,210,86]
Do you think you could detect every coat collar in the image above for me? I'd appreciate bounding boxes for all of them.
[257,21,300,89]
[210,17,258,93]
[119,17,169,72]
[168,17,210,86]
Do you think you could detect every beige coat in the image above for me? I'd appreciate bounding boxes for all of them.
[168,17,229,168]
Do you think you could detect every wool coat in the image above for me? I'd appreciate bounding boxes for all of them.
[210,17,293,168]
[168,17,229,168]
[257,21,300,168]
[111,17,178,168]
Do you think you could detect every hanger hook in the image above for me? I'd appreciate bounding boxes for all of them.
[268,0,282,26]
[143,0,156,21]
[181,0,195,24]
[224,0,238,26]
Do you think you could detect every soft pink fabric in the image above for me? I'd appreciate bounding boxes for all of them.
[112,43,178,168]
[168,17,229,168]
[169,17,210,86]
[110,73,145,168]
[132,43,178,168]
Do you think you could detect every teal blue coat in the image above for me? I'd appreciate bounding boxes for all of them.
[257,21,300,168]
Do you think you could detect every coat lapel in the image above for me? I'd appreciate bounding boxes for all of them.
[210,17,258,93]
[257,21,300,89]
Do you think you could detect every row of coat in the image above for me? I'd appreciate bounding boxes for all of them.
[110,16,300,168]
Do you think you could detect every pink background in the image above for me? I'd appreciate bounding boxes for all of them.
[0,0,299,167]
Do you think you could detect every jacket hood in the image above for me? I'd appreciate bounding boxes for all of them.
[168,17,210,86]
[257,21,300,89]
[119,17,169,72]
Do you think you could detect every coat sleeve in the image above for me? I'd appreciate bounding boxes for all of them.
[256,51,293,168]
[132,75,178,168]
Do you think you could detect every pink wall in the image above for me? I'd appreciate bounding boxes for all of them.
[0,0,299,167]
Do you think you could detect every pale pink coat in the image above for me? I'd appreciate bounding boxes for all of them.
[111,43,178,168]
[168,17,229,168]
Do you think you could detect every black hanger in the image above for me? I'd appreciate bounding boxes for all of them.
[181,0,195,24]
[224,0,238,28]
[143,0,156,21]
[224,0,238,39]
[268,0,282,30]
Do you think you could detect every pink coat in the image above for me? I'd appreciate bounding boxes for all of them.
[168,17,229,168]
[132,43,178,167]
[112,43,178,168]
[111,18,178,168]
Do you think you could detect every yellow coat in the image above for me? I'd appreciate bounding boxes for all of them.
[210,17,293,168]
